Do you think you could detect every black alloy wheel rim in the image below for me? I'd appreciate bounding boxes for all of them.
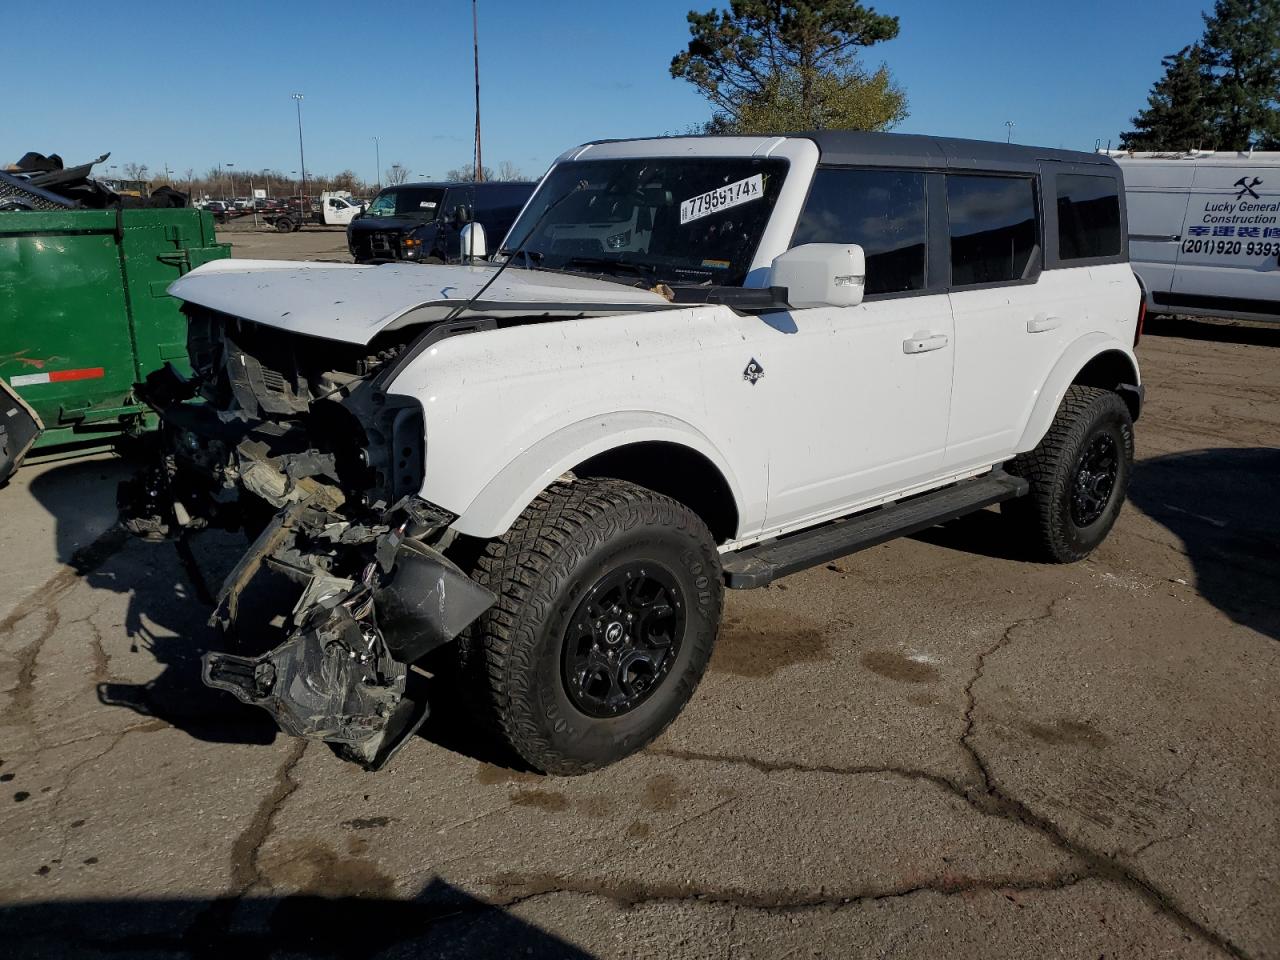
[562,561,686,718]
[1071,432,1119,527]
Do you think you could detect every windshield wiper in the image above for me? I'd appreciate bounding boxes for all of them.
[562,256,658,280]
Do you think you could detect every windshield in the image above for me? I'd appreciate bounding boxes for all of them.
[365,186,445,220]
[502,157,788,286]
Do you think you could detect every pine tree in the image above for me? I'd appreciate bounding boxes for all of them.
[671,1,907,134]
[1200,0,1280,149]
[1120,45,1216,152]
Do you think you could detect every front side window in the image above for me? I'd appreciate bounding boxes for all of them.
[502,157,789,287]
[365,187,446,220]
[947,175,1039,286]
[1056,174,1121,260]
[791,168,927,296]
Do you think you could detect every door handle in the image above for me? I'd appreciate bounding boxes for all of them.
[1027,314,1062,333]
[903,332,949,354]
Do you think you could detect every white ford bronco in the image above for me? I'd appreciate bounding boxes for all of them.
[121,132,1144,773]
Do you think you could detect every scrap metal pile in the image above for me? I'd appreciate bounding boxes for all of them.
[1,151,187,211]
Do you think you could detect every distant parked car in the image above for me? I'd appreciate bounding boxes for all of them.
[204,200,232,221]
[347,180,535,263]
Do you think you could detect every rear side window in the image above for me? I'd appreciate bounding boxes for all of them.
[475,184,532,218]
[947,175,1039,286]
[1056,174,1121,260]
[792,168,927,296]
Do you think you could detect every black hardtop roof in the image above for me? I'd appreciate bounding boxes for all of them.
[802,130,1116,172]
[584,130,1118,174]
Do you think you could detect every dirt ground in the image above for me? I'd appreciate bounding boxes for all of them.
[221,225,353,262]
[0,229,1276,958]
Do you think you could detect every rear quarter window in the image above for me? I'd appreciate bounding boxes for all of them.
[1056,174,1122,260]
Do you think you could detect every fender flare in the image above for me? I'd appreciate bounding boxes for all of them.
[449,411,747,539]
[1014,333,1140,453]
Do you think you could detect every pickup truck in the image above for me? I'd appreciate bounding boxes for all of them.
[121,132,1143,774]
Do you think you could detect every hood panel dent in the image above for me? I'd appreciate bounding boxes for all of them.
[168,260,673,346]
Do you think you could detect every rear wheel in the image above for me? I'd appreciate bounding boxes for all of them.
[1003,385,1134,562]
[274,217,294,233]
[462,479,722,774]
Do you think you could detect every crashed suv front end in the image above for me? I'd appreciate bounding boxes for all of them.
[121,303,498,768]
[119,256,679,768]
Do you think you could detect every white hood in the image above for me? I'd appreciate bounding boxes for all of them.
[167,260,674,346]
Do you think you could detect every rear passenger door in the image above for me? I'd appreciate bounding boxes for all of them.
[944,173,1060,471]
[762,167,956,530]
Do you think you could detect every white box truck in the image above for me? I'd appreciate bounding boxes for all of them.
[1114,151,1280,323]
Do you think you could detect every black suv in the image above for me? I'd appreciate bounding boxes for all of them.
[347,181,535,264]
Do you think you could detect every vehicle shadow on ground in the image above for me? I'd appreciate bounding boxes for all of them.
[84,530,282,747]
[917,448,1280,644]
[0,877,596,959]
[1127,446,1280,643]
[909,506,1035,562]
[25,460,527,764]
[20,453,136,565]
[19,457,284,747]
[1147,316,1280,348]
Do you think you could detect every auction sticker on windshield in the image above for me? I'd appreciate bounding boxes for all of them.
[680,174,764,225]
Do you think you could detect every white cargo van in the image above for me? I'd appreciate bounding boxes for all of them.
[1114,151,1280,323]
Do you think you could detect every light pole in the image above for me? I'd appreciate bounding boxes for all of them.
[292,93,308,210]
[472,0,483,182]
[1005,120,1015,144]
[225,162,235,202]
[373,136,381,191]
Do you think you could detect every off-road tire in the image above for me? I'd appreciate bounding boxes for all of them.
[461,478,723,775]
[1004,385,1134,563]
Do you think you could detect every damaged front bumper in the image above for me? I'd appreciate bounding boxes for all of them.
[118,336,491,769]
[201,503,495,769]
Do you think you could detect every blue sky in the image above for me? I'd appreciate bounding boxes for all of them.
[9,0,1211,184]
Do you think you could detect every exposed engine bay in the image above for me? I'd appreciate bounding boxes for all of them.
[119,306,497,768]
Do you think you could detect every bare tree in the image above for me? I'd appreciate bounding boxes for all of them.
[122,162,149,182]
[329,169,362,193]
[384,164,410,185]
[496,160,528,181]
[445,162,494,182]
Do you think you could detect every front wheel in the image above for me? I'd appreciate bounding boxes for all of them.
[462,479,723,774]
[1003,385,1134,562]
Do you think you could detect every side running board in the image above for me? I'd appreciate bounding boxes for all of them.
[722,470,1029,589]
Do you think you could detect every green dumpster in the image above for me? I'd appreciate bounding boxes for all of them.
[0,207,229,465]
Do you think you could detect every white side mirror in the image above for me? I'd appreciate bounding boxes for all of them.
[460,222,488,262]
[770,243,866,309]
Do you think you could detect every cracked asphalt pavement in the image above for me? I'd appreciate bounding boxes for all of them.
[1,234,1277,959]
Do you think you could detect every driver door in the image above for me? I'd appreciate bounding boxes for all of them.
[761,168,954,531]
